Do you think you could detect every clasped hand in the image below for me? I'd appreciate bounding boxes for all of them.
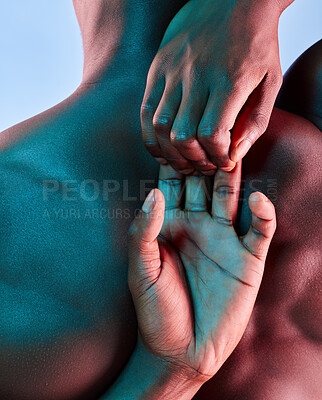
[141,0,283,174]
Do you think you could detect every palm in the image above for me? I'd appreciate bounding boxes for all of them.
[156,164,275,376]
[162,208,262,289]
[129,164,275,380]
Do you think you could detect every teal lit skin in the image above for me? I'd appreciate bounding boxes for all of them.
[0,2,198,397]
[140,0,296,173]
[0,0,321,399]
[0,5,159,397]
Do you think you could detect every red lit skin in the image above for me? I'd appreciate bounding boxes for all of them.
[141,0,295,173]
[123,164,276,398]
[0,1,321,399]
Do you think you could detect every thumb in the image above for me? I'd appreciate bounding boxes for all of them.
[242,192,276,262]
[230,71,282,163]
[127,189,165,295]
[132,188,165,243]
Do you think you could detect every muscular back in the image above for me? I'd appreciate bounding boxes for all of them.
[195,108,322,400]
[197,43,322,400]
[0,75,159,400]
[1,92,321,400]
[0,5,321,399]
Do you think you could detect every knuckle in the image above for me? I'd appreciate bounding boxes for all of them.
[143,136,159,150]
[251,113,269,136]
[213,215,233,226]
[127,223,139,242]
[198,126,227,145]
[140,103,155,119]
[252,224,270,240]
[171,131,196,148]
[214,185,237,197]
[197,126,214,143]
[197,127,230,167]
[152,115,173,134]
[141,135,160,155]
[143,139,158,150]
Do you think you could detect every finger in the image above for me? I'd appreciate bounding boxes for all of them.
[241,192,276,260]
[127,189,165,294]
[129,189,165,243]
[230,70,283,163]
[141,75,167,164]
[197,86,250,170]
[170,83,216,175]
[154,83,194,173]
[158,165,184,211]
[212,161,242,225]
[185,175,208,212]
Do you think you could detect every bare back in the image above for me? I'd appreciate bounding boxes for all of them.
[0,3,321,399]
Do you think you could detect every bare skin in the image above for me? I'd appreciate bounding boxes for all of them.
[0,1,321,399]
[195,42,322,400]
[100,162,277,400]
[141,0,295,173]
[121,164,276,399]
[195,108,322,400]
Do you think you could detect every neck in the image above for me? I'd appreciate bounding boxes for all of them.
[73,0,188,84]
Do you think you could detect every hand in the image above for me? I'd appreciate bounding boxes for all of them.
[141,0,287,174]
[128,164,276,383]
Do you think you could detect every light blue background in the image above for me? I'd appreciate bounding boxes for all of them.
[0,0,321,132]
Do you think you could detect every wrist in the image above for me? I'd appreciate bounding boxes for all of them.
[101,335,205,400]
[131,337,206,399]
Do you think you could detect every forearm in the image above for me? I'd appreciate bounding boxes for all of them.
[101,337,204,400]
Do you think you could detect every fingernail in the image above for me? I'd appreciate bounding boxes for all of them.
[232,139,251,162]
[220,165,235,172]
[142,190,155,213]
[250,192,263,202]
[155,157,168,165]
[178,168,195,175]
[201,169,216,176]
